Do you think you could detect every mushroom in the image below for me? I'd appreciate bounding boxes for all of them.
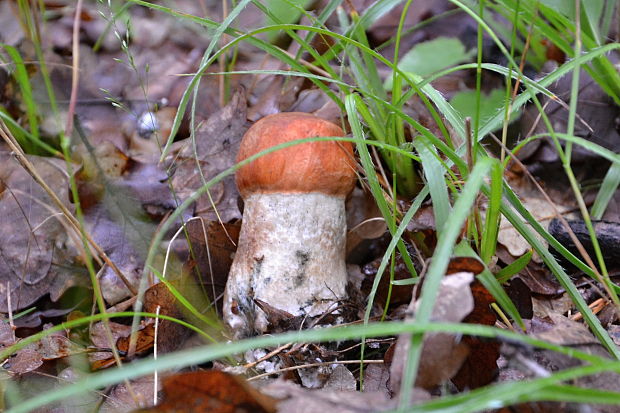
[223,112,357,338]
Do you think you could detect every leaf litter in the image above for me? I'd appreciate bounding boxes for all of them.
[0,0,619,412]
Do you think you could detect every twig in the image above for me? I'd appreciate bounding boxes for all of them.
[247,359,384,382]
[153,305,161,407]
[570,298,607,321]
[6,282,16,343]
[243,342,293,369]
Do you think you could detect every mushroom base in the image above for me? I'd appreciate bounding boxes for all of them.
[223,192,348,338]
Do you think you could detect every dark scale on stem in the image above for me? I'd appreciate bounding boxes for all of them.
[294,250,310,287]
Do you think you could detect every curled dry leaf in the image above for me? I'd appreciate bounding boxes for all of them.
[90,323,155,371]
[89,321,131,369]
[346,187,388,260]
[4,329,80,374]
[91,280,210,371]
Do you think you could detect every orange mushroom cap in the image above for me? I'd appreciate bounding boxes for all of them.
[236,112,357,198]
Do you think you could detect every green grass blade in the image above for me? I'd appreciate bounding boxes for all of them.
[591,163,620,220]
[480,159,503,263]
[149,267,222,333]
[8,319,616,413]
[499,186,620,358]
[401,365,620,412]
[414,136,452,235]
[478,267,525,330]
[363,185,429,323]
[496,249,532,284]
[346,94,418,276]
[2,45,40,151]
[478,43,620,139]
[0,107,58,155]
[159,0,252,160]
[529,384,620,405]
[399,157,495,409]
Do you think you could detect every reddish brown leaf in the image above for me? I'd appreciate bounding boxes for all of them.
[139,370,277,413]
[446,256,485,276]
[144,282,191,353]
[90,324,155,371]
[360,250,417,309]
[446,257,500,390]
[186,219,241,310]
[116,324,155,355]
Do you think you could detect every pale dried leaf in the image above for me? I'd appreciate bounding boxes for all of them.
[390,272,474,392]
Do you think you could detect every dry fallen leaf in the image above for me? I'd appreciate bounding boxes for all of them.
[137,370,277,413]
[4,328,81,374]
[362,363,390,397]
[323,365,356,392]
[185,219,241,311]
[389,271,474,392]
[170,90,247,223]
[446,256,500,390]
[497,182,575,260]
[501,314,620,413]
[262,379,425,413]
[0,153,84,312]
[91,323,155,371]
[100,376,158,413]
[76,142,172,305]
[143,282,191,353]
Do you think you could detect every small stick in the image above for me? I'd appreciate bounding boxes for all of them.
[7,282,16,343]
[247,359,384,382]
[243,342,293,369]
[570,298,607,321]
[465,117,473,172]
[153,305,161,407]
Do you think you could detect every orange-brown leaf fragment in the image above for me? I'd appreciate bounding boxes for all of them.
[446,256,500,390]
[139,370,277,413]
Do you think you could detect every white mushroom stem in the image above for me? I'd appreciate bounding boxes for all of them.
[223,192,348,337]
